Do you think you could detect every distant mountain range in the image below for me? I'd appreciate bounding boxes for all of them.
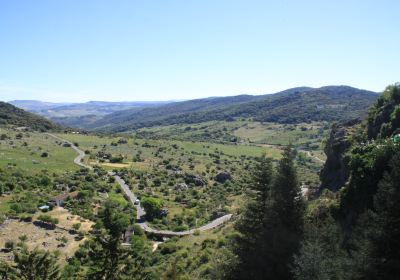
[8,86,379,132]
[9,100,173,128]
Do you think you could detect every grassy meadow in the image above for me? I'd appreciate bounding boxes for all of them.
[0,129,78,174]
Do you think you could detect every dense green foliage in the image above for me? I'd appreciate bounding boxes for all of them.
[0,246,61,280]
[292,84,400,280]
[0,102,58,131]
[223,147,304,280]
[218,84,400,280]
[90,86,377,132]
[141,197,164,220]
[367,84,400,139]
[85,201,131,279]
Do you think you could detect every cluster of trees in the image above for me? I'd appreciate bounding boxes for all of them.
[367,84,400,139]
[0,246,61,279]
[141,197,164,220]
[217,144,400,279]
[217,146,304,279]
[216,84,400,280]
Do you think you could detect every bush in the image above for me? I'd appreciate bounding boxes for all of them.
[159,242,178,255]
[174,225,188,232]
[37,215,59,227]
[141,197,164,220]
[133,224,144,236]
[40,152,49,158]
[110,155,124,163]
[19,235,28,242]
[5,240,14,250]
[72,223,81,231]
[19,214,33,222]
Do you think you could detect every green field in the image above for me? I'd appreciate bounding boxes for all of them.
[134,120,329,148]
[56,132,282,172]
[0,129,78,174]
[233,121,329,146]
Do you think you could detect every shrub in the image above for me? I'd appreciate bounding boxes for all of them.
[5,240,14,250]
[72,223,81,231]
[40,152,49,158]
[37,215,59,227]
[133,224,144,236]
[19,235,28,242]
[110,155,124,163]
[159,242,178,255]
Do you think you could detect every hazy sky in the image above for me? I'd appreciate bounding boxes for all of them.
[0,0,399,102]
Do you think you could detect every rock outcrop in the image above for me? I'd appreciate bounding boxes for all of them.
[184,174,205,186]
[215,172,232,183]
[319,120,358,191]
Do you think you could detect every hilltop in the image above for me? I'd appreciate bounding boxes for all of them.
[0,101,58,131]
[89,86,378,132]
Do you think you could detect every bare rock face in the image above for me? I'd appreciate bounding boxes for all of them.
[319,120,358,192]
[192,177,205,186]
[175,183,189,191]
[184,174,205,186]
[215,172,232,183]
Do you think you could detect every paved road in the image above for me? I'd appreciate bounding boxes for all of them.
[111,173,146,220]
[48,133,233,236]
[46,133,90,169]
[112,171,232,236]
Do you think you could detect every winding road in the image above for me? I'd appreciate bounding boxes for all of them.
[47,133,233,236]
[45,133,89,169]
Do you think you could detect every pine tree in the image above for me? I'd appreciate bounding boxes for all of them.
[361,152,400,279]
[0,247,61,280]
[259,146,304,280]
[225,147,304,280]
[292,216,352,280]
[226,156,274,279]
[86,201,130,280]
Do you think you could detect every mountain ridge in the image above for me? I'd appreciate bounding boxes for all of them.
[0,101,59,131]
[89,85,378,132]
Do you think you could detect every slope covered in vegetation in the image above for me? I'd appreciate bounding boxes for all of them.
[217,84,400,280]
[90,86,377,132]
[0,102,58,131]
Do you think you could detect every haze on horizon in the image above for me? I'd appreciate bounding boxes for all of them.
[0,0,399,103]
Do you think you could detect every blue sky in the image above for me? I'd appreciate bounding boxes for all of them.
[0,0,399,102]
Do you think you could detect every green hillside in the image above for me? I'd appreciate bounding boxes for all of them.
[90,86,377,132]
[0,102,58,131]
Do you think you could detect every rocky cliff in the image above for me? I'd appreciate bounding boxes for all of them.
[319,120,359,191]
